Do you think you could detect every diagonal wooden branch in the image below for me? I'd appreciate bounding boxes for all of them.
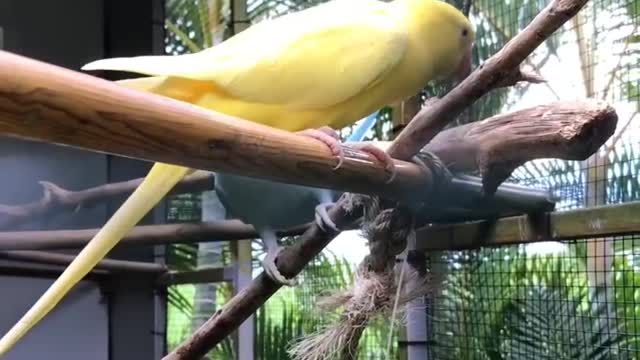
[0,170,213,230]
[165,0,595,357]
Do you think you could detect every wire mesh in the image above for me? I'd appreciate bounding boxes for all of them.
[427,236,639,359]
[424,0,640,358]
[497,0,640,211]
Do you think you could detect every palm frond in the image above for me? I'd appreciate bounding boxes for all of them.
[501,286,629,360]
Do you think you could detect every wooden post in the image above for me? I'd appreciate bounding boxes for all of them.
[404,250,430,360]
[230,1,255,358]
[584,153,611,288]
[153,180,169,358]
[399,93,429,360]
[232,240,254,360]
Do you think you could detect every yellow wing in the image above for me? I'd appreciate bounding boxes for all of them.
[82,0,408,110]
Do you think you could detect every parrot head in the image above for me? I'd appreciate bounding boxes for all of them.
[400,0,475,83]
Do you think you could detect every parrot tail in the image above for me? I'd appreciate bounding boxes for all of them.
[81,52,211,81]
[82,55,188,77]
[0,163,191,356]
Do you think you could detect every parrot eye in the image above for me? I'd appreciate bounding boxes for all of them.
[462,29,469,37]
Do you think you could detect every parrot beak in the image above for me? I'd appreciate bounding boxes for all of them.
[454,45,473,82]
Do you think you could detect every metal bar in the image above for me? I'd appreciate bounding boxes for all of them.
[418,175,556,223]
[156,267,235,286]
[416,201,640,251]
[445,175,556,213]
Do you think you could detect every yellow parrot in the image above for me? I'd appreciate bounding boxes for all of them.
[0,0,473,354]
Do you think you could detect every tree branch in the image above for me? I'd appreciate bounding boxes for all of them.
[0,171,214,230]
[424,99,616,194]
[0,220,309,251]
[0,250,166,274]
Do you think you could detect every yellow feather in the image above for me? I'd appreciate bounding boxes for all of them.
[0,0,473,355]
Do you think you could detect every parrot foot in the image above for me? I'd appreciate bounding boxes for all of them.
[351,143,397,184]
[315,202,340,233]
[297,127,344,170]
[263,247,298,286]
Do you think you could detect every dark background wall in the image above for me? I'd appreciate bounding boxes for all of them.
[0,1,166,359]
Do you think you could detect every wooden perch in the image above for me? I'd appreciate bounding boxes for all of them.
[0,171,213,230]
[0,250,166,274]
[415,201,640,251]
[0,100,614,250]
[165,0,597,357]
[0,94,613,232]
[0,221,307,251]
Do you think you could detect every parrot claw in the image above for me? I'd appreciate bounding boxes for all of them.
[315,202,340,233]
[263,247,298,286]
[297,127,345,170]
[350,143,397,183]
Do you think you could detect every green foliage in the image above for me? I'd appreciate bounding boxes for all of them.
[608,144,640,204]
[167,284,196,350]
[166,282,236,360]
[613,249,640,355]
[626,0,640,22]
[501,287,628,359]
[247,0,326,22]
[166,0,221,52]
[253,251,397,359]
[433,246,635,359]
[256,303,305,359]
[433,248,529,360]
[622,82,640,111]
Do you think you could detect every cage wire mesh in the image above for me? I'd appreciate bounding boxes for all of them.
[425,0,640,357]
[428,236,640,359]
[161,0,640,358]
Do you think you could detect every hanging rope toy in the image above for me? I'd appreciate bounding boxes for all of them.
[289,152,451,360]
